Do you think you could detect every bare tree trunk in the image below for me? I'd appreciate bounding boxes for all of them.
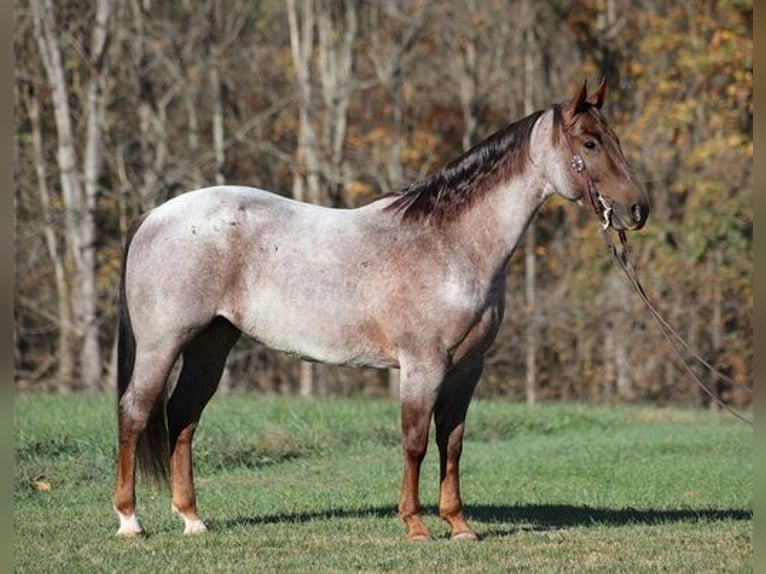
[452,0,479,152]
[184,92,204,188]
[130,0,165,208]
[209,0,226,186]
[612,276,634,401]
[106,146,133,388]
[30,0,80,267]
[614,341,633,400]
[287,0,320,396]
[25,87,75,386]
[459,38,478,152]
[287,0,321,204]
[603,327,615,402]
[524,228,537,406]
[522,0,538,406]
[79,0,113,390]
[711,250,723,352]
[602,271,634,402]
[30,0,113,390]
[709,250,723,410]
[317,0,357,207]
[210,64,225,185]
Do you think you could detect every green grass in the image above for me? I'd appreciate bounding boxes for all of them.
[14,394,752,572]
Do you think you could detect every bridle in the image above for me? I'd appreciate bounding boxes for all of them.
[560,119,753,425]
[561,117,614,231]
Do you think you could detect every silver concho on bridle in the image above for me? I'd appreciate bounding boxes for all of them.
[570,154,585,173]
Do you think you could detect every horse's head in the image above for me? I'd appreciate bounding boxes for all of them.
[552,80,649,231]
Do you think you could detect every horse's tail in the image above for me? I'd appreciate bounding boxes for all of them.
[116,215,169,485]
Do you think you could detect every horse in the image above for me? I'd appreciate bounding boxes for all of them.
[113,80,649,541]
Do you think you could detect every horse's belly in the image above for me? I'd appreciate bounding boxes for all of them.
[252,329,398,369]
[230,303,399,369]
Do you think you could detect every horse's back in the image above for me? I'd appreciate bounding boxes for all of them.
[145,185,299,224]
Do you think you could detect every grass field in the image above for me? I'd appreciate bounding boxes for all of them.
[14,393,752,572]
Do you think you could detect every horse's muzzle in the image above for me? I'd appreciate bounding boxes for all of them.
[610,199,649,231]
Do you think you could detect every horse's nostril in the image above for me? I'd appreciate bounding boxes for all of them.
[632,203,646,223]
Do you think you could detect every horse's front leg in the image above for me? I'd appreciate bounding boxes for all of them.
[399,401,432,541]
[398,357,445,541]
[434,358,483,540]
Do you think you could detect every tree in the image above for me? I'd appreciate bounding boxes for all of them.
[28,0,113,390]
[317,0,358,207]
[14,0,751,405]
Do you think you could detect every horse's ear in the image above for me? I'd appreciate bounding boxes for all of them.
[588,77,607,109]
[568,80,589,117]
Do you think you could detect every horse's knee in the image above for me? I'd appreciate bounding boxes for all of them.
[117,403,149,440]
[402,435,428,464]
[445,440,462,462]
[401,407,432,456]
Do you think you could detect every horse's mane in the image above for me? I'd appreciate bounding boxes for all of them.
[383,106,565,223]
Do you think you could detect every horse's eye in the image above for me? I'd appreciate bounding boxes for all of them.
[584,140,598,150]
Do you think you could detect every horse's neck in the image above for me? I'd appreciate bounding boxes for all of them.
[451,117,556,274]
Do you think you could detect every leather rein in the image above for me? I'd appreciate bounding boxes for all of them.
[562,121,753,425]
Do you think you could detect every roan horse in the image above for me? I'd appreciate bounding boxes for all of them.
[114,80,649,540]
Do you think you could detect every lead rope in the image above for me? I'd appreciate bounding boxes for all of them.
[599,227,753,425]
[564,123,752,425]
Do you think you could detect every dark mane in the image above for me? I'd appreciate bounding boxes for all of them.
[384,107,557,223]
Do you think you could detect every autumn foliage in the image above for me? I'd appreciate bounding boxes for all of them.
[14,0,751,406]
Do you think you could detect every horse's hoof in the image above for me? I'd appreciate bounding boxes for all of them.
[451,530,478,541]
[407,533,431,542]
[173,505,208,534]
[115,526,145,538]
[183,519,209,535]
[115,512,145,537]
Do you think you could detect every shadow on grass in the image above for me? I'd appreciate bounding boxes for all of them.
[218,503,751,537]
[467,504,753,538]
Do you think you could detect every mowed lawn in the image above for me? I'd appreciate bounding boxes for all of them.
[14,393,752,573]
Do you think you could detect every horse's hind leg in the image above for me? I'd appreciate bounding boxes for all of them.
[434,359,483,541]
[167,317,240,534]
[114,344,180,537]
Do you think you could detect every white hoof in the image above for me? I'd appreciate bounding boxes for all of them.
[115,511,145,537]
[183,518,209,535]
[173,505,208,535]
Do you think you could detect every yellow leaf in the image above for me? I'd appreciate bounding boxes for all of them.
[29,476,51,492]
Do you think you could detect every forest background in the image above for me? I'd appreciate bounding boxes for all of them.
[13,0,752,408]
